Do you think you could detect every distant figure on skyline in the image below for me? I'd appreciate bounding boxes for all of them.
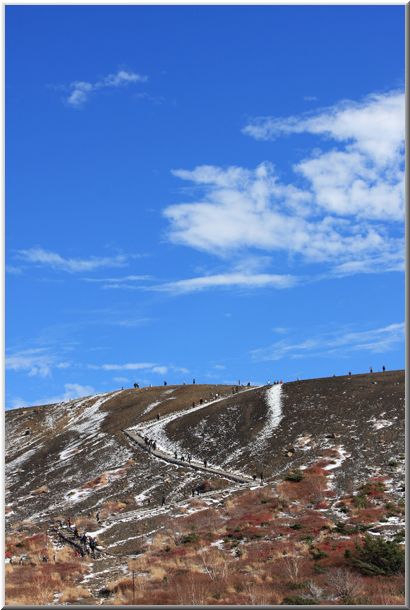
[370,367,373,373]
[164,381,167,386]
[382,365,386,372]
[134,383,139,389]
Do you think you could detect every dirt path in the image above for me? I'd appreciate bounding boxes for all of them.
[123,386,264,484]
[124,428,253,484]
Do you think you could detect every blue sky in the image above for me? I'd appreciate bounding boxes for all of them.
[6,5,405,408]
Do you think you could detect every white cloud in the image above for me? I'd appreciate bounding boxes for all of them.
[156,271,297,294]
[15,248,128,273]
[164,161,402,270]
[90,362,187,377]
[151,366,168,375]
[65,69,147,107]
[95,362,155,371]
[163,91,404,278]
[113,376,130,383]
[252,322,404,362]
[8,383,96,409]
[6,348,56,377]
[244,91,404,221]
[83,275,151,283]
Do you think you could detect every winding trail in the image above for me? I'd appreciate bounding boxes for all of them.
[123,385,265,484]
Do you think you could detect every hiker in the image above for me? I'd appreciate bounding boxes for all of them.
[253,474,257,481]
[164,381,167,386]
[260,471,264,483]
[96,511,100,523]
[80,534,87,545]
[192,488,195,497]
[382,365,386,372]
[370,367,373,373]
[152,441,157,450]
[348,371,351,376]
[134,383,139,389]
[193,378,196,384]
[161,495,166,507]
[247,382,250,387]
[188,454,192,463]
[199,398,203,405]
[174,450,177,459]
[67,517,71,528]
[73,526,79,538]
[192,401,195,407]
[156,413,160,420]
[204,459,208,468]
[181,455,185,462]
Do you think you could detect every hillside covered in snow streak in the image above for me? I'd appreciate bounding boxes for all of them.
[5,371,405,605]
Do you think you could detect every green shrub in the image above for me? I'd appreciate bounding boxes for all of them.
[282,595,317,605]
[180,532,199,544]
[310,548,328,561]
[349,535,405,575]
[290,523,303,530]
[353,493,368,508]
[285,470,304,482]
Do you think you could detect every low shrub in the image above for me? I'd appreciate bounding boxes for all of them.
[282,595,317,605]
[284,471,304,482]
[310,548,328,561]
[349,535,405,576]
[353,494,368,509]
[180,532,199,544]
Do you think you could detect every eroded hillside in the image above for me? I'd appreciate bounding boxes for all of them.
[5,371,405,605]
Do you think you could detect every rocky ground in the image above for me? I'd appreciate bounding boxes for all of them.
[5,370,405,605]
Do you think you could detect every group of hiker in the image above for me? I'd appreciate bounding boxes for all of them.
[57,518,100,558]
[173,450,192,463]
[143,436,157,451]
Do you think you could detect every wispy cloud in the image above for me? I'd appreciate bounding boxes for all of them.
[90,362,155,371]
[63,69,148,108]
[15,248,128,273]
[83,275,151,283]
[6,265,23,275]
[89,362,188,377]
[251,322,404,362]
[163,91,404,279]
[155,272,297,294]
[5,348,70,377]
[8,383,96,410]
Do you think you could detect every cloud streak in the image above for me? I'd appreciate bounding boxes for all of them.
[64,69,147,107]
[6,348,71,378]
[15,248,128,273]
[155,272,297,293]
[251,322,404,362]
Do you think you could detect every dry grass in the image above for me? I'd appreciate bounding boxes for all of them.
[60,586,92,603]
